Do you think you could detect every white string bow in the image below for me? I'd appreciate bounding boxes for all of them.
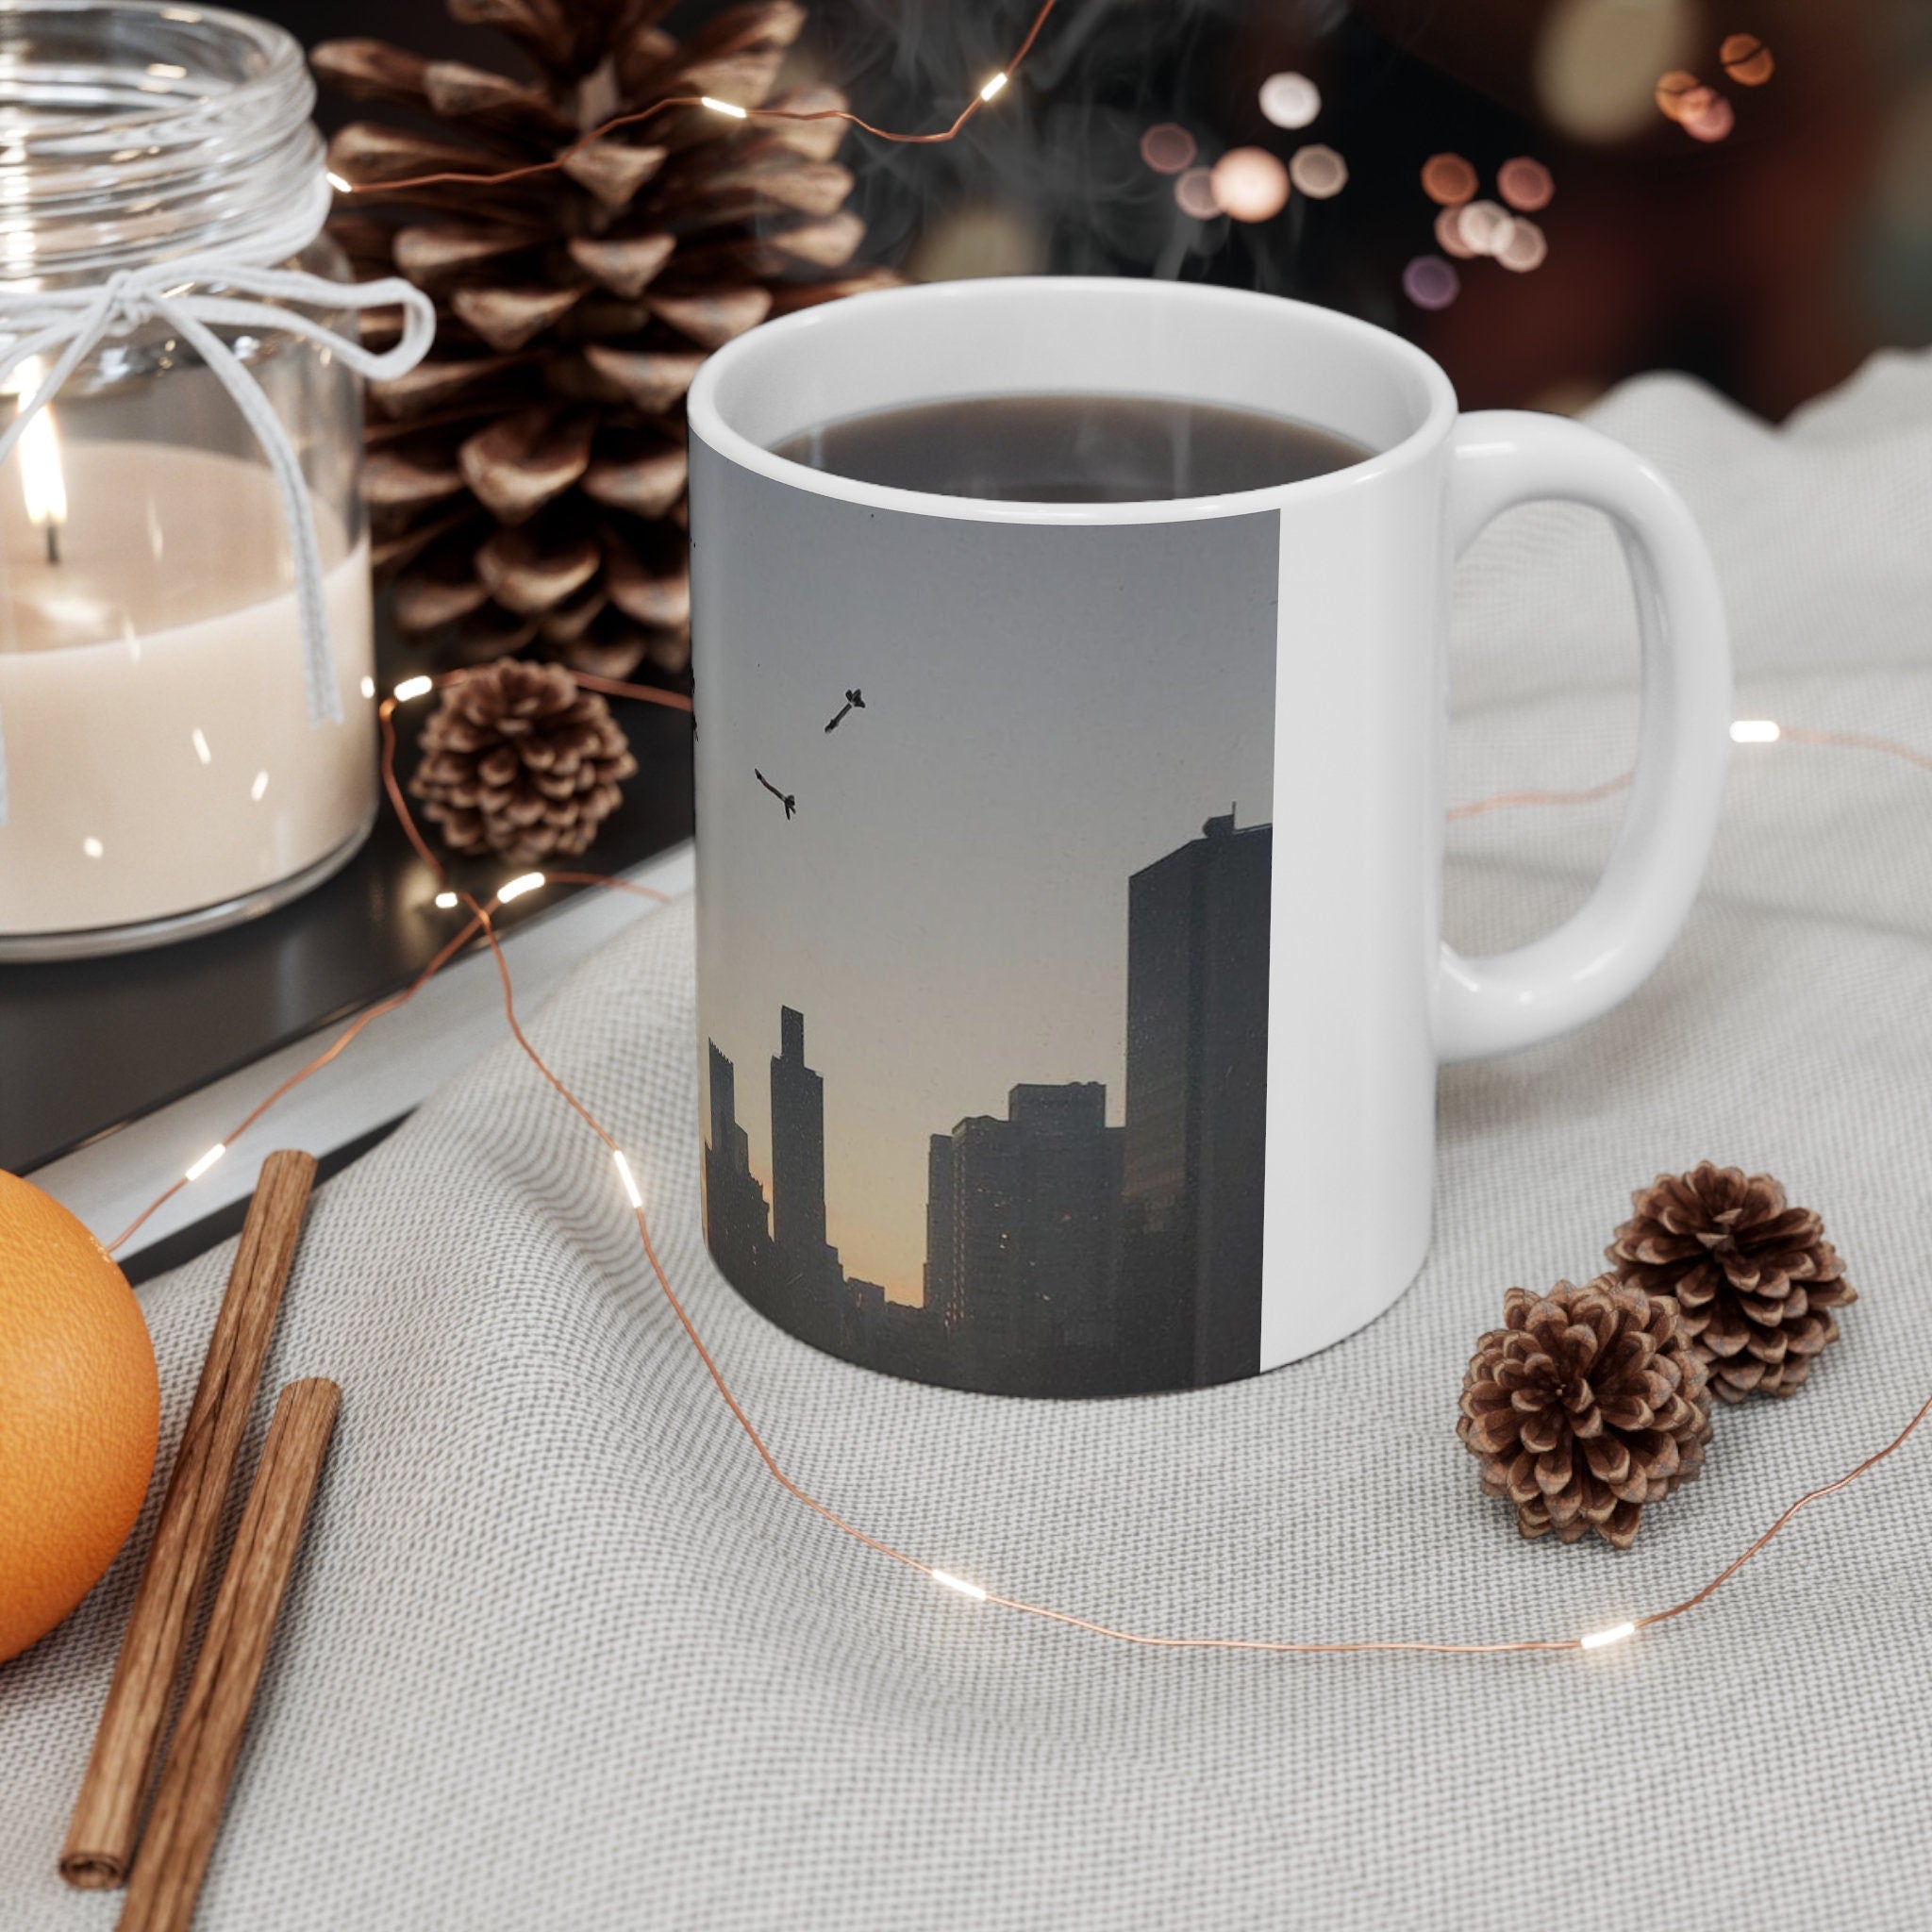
[0,252,435,825]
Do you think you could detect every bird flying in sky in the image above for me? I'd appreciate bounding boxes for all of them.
[824,689,866,733]
[755,768,796,819]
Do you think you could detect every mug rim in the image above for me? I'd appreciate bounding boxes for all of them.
[687,275,1460,527]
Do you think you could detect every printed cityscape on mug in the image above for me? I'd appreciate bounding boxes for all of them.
[694,471,1278,1396]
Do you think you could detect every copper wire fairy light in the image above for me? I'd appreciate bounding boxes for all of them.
[97,667,1932,1664]
[91,0,1929,1665]
[334,0,1064,198]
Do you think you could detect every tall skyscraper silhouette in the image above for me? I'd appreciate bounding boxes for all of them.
[768,1007,842,1343]
[924,1083,1123,1391]
[770,1008,828,1256]
[702,1041,773,1304]
[1122,813,1271,1386]
[924,1132,958,1333]
[1008,1083,1122,1355]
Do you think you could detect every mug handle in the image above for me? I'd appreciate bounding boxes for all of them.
[1436,409,1732,1063]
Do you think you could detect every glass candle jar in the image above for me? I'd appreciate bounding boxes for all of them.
[0,1,377,958]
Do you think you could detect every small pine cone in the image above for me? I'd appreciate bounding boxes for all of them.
[408,661,637,866]
[1458,1278,1713,1549]
[1607,1163,1857,1404]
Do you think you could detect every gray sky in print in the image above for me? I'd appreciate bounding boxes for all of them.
[692,456,1277,1300]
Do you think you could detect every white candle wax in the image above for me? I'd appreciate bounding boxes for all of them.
[0,440,375,940]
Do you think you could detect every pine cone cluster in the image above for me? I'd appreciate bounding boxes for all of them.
[1607,1162,1856,1403]
[409,660,637,863]
[1458,1279,1713,1549]
[315,0,896,682]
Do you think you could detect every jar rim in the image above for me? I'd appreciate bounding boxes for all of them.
[0,0,308,156]
[0,0,323,281]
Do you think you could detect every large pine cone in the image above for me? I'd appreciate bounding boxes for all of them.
[315,0,896,682]
[1607,1162,1857,1403]
[1458,1279,1713,1549]
[409,660,637,864]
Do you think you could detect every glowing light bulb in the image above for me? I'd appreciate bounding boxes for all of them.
[701,95,748,119]
[360,675,376,700]
[393,675,434,702]
[1579,1621,1636,1650]
[325,170,353,193]
[1731,719,1781,743]
[434,890,458,909]
[614,1150,644,1209]
[930,1569,989,1601]
[184,1142,227,1182]
[979,71,1008,101]
[82,836,104,858]
[497,871,545,903]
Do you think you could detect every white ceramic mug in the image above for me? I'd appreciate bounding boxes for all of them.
[686,277,1730,1398]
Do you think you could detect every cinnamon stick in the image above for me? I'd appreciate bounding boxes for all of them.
[118,1380,341,1932]
[61,1150,318,1890]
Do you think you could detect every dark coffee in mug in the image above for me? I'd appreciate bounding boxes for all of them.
[772,393,1370,503]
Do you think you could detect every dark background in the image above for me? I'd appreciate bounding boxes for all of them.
[274,0,1932,423]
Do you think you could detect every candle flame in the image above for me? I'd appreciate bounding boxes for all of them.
[17,393,66,546]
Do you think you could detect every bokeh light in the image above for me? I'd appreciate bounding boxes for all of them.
[1288,143,1348,199]
[1403,255,1461,310]
[1683,92,1735,142]
[1421,153,1478,207]
[1538,0,1697,143]
[1174,167,1221,219]
[1140,123,1197,175]
[1654,69,1703,121]
[1258,72,1321,130]
[1721,32,1774,86]
[1497,158,1555,212]
[1496,218,1549,273]
[1434,205,1477,259]
[1455,198,1513,257]
[1671,82,1720,128]
[1210,146,1291,222]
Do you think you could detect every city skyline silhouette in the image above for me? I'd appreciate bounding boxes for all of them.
[692,476,1279,1300]
[704,813,1273,1395]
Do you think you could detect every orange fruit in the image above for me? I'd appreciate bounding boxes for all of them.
[0,1172,158,1664]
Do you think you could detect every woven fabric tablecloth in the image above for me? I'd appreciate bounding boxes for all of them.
[5,354,1932,1932]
